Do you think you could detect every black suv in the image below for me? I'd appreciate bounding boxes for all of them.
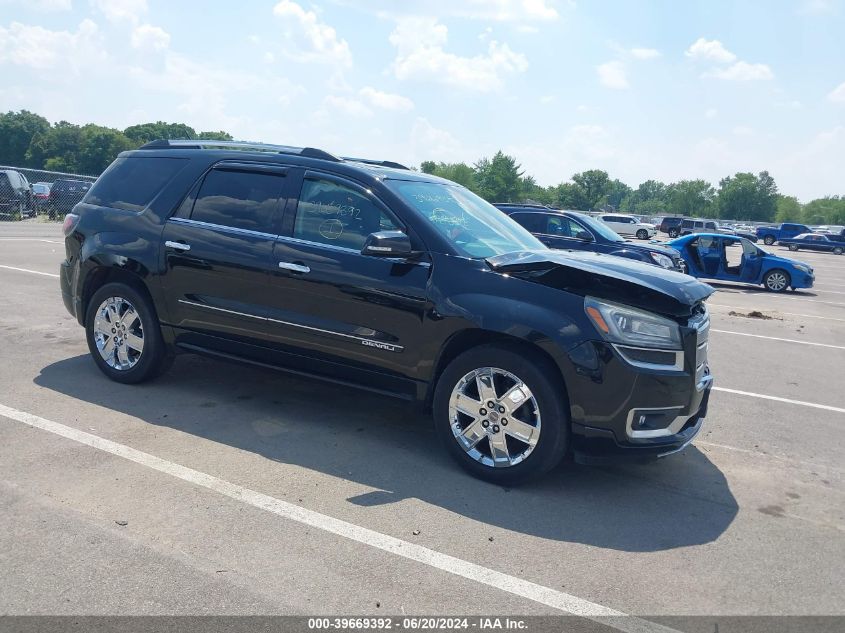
[495,204,686,272]
[658,216,684,237]
[60,140,714,483]
[48,179,93,219]
[0,169,34,220]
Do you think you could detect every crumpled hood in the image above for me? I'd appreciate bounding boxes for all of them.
[486,250,714,318]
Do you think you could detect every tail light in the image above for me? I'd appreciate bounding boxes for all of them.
[62,213,80,237]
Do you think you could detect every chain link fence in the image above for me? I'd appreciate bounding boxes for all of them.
[0,165,99,222]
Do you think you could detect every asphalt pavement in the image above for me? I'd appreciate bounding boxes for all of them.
[0,221,842,625]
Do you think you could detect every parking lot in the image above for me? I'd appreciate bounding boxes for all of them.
[0,221,843,623]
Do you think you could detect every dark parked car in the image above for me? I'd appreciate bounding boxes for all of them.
[658,216,684,237]
[32,182,52,212]
[495,204,685,271]
[60,140,714,483]
[780,233,844,255]
[755,223,811,246]
[48,178,92,219]
[0,169,35,220]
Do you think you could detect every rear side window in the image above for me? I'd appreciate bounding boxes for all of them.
[191,169,285,233]
[509,213,544,233]
[85,157,188,212]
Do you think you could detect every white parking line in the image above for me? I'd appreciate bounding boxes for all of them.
[0,403,674,633]
[0,238,62,244]
[0,264,59,278]
[709,303,845,323]
[713,291,845,308]
[712,387,845,414]
[710,329,845,350]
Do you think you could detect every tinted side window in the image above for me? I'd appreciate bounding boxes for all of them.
[191,169,285,233]
[510,213,544,233]
[86,157,188,212]
[682,219,693,228]
[545,215,583,237]
[293,178,400,250]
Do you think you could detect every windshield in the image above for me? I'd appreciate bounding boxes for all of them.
[385,180,544,258]
[572,212,625,242]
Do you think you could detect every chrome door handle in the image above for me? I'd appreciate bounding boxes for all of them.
[278,262,310,274]
[165,241,191,252]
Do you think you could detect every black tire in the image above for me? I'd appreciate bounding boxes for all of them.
[834,247,843,255]
[763,235,775,246]
[636,229,649,240]
[788,244,799,251]
[668,228,679,238]
[85,282,172,384]
[763,269,790,293]
[433,343,570,485]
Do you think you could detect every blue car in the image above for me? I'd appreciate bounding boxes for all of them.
[779,233,845,255]
[668,233,814,292]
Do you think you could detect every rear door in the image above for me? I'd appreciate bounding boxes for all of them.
[160,162,289,346]
[263,169,431,394]
[536,214,597,252]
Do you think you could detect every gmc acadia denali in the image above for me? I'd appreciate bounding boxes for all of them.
[60,140,714,483]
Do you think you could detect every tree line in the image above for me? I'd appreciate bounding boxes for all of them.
[1,110,842,225]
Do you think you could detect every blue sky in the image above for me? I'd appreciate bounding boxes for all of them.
[1,0,843,200]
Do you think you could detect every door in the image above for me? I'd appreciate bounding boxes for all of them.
[603,215,631,235]
[739,239,763,282]
[264,170,431,393]
[159,163,288,345]
[694,235,723,278]
[538,214,597,252]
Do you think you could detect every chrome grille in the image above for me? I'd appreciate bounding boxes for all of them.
[689,305,710,387]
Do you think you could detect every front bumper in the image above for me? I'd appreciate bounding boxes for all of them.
[564,311,711,463]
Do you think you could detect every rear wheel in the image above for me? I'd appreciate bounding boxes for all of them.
[668,228,679,238]
[763,269,790,293]
[788,244,799,251]
[85,282,172,384]
[834,247,843,255]
[433,344,569,485]
[763,235,775,246]
[636,229,649,240]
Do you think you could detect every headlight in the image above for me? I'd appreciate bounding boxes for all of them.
[794,264,811,274]
[649,252,674,269]
[584,297,682,349]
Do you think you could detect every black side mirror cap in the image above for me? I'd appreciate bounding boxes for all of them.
[576,231,594,241]
[361,230,413,257]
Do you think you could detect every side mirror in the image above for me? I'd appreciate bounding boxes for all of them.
[575,231,594,242]
[361,230,413,257]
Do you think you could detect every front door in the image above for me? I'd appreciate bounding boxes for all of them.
[159,163,288,346]
[264,170,431,395]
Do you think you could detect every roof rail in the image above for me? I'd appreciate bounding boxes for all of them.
[340,157,410,170]
[492,202,551,209]
[138,139,341,162]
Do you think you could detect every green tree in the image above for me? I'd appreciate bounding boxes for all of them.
[196,130,234,140]
[802,196,845,225]
[775,195,802,223]
[26,121,84,172]
[474,151,523,202]
[666,179,716,217]
[606,179,631,210]
[418,161,479,192]
[571,169,611,210]
[0,110,50,167]
[717,171,779,222]
[551,182,589,210]
[123,121,197,144]
[77,125,135,173]
[620,179,667,213]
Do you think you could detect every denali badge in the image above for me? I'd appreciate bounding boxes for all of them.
[361,339,402,353]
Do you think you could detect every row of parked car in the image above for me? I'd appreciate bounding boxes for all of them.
[0,168,93,220]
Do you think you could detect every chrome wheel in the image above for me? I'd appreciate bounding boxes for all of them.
[765,271,788,292]
[92,296,144,370]
[448,367,541,468]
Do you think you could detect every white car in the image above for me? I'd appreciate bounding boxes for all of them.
[596,213,657,240]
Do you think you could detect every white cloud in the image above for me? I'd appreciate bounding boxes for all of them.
[410,117,463,163]
[358,87,414,111]
[131,24,170,51]
[273,0,352,67]
[322,95,373,118]
[596,60,628,89]
[828,81,845,103]
[3,0,72,9]
[0,19,105,72]
[707,61,774,81]
[389,17,528,91]
[798,0,839,15]
[91,0,147,23]
[704,108,718,119]
[685,38,736,64]
[630,47,660,60]
[732,125,754,136]
[467,0,560,21]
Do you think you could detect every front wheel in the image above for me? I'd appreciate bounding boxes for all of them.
[834,247,843,255]
[763,235,775,246]
[764,269,790,293]
[433,344,569,485]
[788,244,799,251]
[85,282,172,384]
[636,229,649,240]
